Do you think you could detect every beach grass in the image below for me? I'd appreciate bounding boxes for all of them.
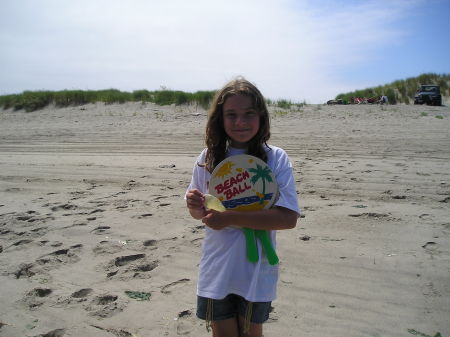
[335,73,449,104]
[266,98,306,111]
[0,89,217,112]
[1,89,308,112]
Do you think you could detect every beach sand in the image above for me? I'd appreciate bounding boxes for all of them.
[0,102,449,337]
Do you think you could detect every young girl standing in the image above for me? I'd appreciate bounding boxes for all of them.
[185,78,300,337]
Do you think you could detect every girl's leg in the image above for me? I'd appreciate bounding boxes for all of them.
[238,316,263,337]
[211,317,240,337]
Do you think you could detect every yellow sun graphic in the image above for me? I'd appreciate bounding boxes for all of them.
[214,161,234,178]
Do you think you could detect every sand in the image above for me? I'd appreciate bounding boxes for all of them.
[0,102,449,337]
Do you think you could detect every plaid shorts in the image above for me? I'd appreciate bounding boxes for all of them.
[197,294,272,324]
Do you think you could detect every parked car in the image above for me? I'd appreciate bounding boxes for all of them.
[414,85,442,106]
[327,99,346,105]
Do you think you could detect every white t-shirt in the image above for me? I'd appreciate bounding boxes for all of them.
[186,144,300,302]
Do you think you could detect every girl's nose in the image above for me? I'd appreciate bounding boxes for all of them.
[234,115,247,126]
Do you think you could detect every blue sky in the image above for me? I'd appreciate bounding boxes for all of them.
[0,0,449,103]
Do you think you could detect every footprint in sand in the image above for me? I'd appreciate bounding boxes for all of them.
[103,254,159,280]
[90,325,134,336]
[8,241,82,278]
[0,228,11,235]
[135,213,153,219]
[390,195,407,200]
[421,281,441,297]
[84,294,126,318]
[30,226,49,236]
[1,223,49,250]
[3,212,54,232]
[9,239,34,249]
[175,309,197,335]
[143,239,158,247]
[161,278,191,294]
[50,204,77,212]
[71,288,93,299]
[55,288,94,307]
[348,212,397,220]
[114,254,146,266]
[15,214,35,221]
[93,241,124,255]
[13,263,37,279]
[122,180,140,191]
[32,328,66,337]
[90,226,111,234]
[69,190,91,201]
[422,241,438,252]
[35,244,83,270]
[190,225,205,234]
[83,180,101,191]
[20,287,53,310]
[190,238,202,247]
[152,195,172,207]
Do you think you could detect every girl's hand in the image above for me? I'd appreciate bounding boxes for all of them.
[202,210,229,230]
[186,189,207,219]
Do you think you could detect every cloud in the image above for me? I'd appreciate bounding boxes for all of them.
[0,0,423,102]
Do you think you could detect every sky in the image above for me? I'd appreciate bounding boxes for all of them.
[1,0,449,103]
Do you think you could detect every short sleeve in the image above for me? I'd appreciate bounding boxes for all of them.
[185,149,210,198]
[269,147,301,216]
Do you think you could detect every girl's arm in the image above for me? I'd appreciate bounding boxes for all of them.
[201,206,298,231]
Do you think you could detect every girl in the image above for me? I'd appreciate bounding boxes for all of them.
[185,77,300,337]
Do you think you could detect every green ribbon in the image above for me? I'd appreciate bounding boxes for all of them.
[242,228,279,265]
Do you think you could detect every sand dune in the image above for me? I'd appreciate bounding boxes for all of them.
[0,102,449,337]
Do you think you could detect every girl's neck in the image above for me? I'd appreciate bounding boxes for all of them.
[227,144,247,155]
[228,141,248,149]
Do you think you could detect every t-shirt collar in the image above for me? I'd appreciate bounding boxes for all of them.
[227,146,247,156]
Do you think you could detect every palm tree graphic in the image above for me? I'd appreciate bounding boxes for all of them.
[248,164,273,204]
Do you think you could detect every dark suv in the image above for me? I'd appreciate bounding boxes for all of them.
[414,85,442,106]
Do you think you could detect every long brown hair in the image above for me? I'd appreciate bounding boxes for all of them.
[204,77,271,172]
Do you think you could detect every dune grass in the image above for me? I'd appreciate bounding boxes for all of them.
[0,89,217,112]
[266,98,305,110]
[335,73,450,104]
[0,88,307,113]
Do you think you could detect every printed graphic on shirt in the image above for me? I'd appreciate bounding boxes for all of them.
[209,154,278,211]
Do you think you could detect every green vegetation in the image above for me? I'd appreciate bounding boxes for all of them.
[124,291,151,301]
[336,73,450,104]
[266,98,305,110]
[0,88,216,112]
[0,87,308,112]
[273,109,289,117]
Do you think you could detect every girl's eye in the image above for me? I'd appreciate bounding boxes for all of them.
[223,111,258,120]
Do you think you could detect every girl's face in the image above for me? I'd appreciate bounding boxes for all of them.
[222,94,260,149]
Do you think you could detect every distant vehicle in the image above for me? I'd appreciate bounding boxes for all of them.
[414,85,442,106]
[327,99,345,105]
